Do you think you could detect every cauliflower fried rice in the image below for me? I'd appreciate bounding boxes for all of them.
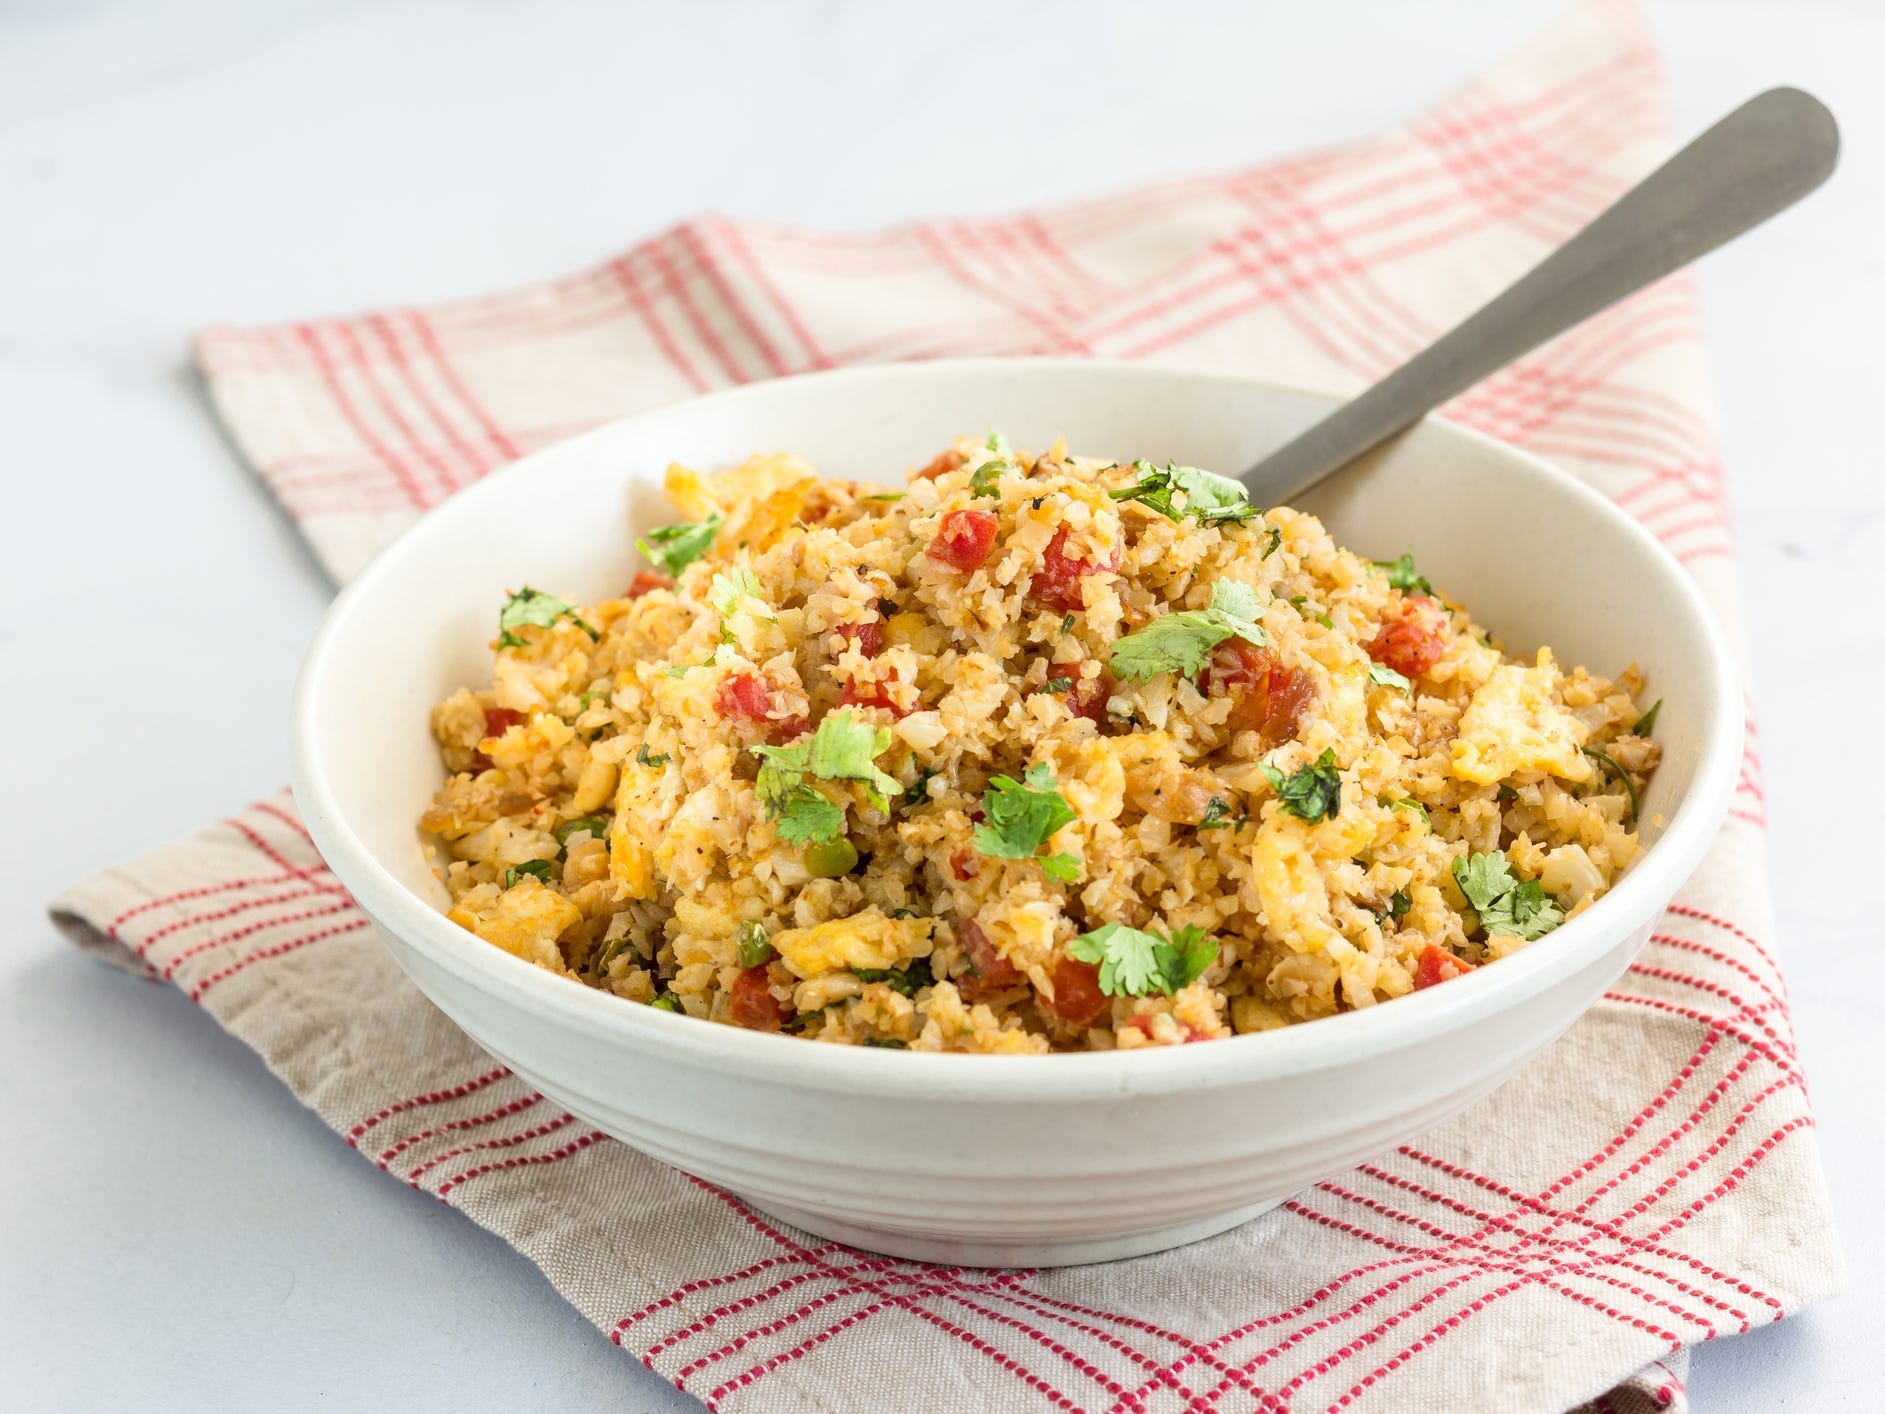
[420,437,1661,1053]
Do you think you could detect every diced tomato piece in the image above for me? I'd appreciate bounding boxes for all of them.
[1028,526,1120,614]
[1040,955,1110,1028]
[625,569,673,599]
[1369,595,1450,681]
[1199,641,1315,746]
[472,706,527,770]
[1057,662,1113,725]
[833,620,885,658]
[770,715,811,743]
[1413,944,1473,990]
[955,919,1022,1001]
[482,706,525,737]
[914,448,968,482]
[726,964,792,1030]
[929,508,1000,571]
[715,672,775,722]
[839,675,911,718]
[949,847,981,882]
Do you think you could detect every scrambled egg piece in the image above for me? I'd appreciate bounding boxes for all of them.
[447,878,579,974]
[1249,808,1374,955]
[664,454,816,521]
[772,911,933,979]
[1450,647,1593,785]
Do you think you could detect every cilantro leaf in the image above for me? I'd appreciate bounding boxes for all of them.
[502,859,555,888]
[635,744,670,768]
[1197,796,1238,830]
[1067,921,1219,998]
[708,568,772,624]
[973,762,1080,881]
[1039,676,1074,694]
[1449,851,1564,940]
[1388,889,1412,920]
[969,458,1011,498]
[1368,661,1413,693]
[1108,462,1261,524]
[497,587,597,649]
[1038,853,1082,885]
[1261,749,1342,822]
[986,429,1011,454]
[1108,580,1268,684]
[855,957,934,998]
[1370,552,1432,596]
[863,491,905,502]
[751,710,904,834]
[805,711,904,809]
[773,784,846,845]
[1382,796,1430,823]
[1109,613,1232,682]
[636,514,722,578]
[554,815,610,846]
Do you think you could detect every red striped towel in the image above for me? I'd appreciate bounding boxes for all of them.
[50,2,1839,1409]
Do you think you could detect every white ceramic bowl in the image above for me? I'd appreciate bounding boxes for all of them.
[291,359,1741,1267]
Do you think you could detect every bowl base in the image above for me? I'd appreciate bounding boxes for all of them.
[733,1193,1288,1268]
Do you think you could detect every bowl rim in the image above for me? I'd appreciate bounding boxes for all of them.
[290,356,1744,1102]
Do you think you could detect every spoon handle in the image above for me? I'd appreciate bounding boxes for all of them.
[1240,87,1839,504]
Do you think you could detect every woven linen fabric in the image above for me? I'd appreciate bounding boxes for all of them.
[50,1,1840,1409]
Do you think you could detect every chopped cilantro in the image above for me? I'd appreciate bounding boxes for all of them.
[864,492,905,502]
[1635,699,1662,737]
[577,688,610,712]
[1382,796,1430,823]
[1060,613,1077,635]
[1262,525,1282,558]
[554,815,610,846]
[635,744,670,768]
[972,762,1080,883]
[1289,595,1335,629]
[636,515,722,578]
[1261,749,1342,822]
[1450,851,1564,940]
[497,587,597,649]
[773,785,846,846]
[1039,676,1075,694]
[861,1037,907,1048]
[1197,796,1238,831]
[877,598,901,616]
[751,710,903,842]
[593,934,635,973]
[1109,580,1269,683]
[708,568,772,626]
[501,859,555,888]
[1067,922,1218,998]
[1388,889,1412,920]
[856,958,934,998]
[969,458,1011,498]
[1108,462,1261,524]
[1368,661,1413,693]
[647,994,683,1013]
[1370,552,1432,596]
[737,921,774,969]
[1582,745,1640,820]
[986,429,1010,454]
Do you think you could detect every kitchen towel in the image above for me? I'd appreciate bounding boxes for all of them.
[51,1,1839,1409]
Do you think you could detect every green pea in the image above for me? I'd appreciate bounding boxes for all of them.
[803,837,859,878]
[737,920,775,969]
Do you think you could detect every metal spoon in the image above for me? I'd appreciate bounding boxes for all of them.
[1240,87,1839,505]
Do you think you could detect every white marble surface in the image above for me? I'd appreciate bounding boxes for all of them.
[2,1,1875,1409]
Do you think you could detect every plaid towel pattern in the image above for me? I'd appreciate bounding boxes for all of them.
[51,2,1838,1409]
